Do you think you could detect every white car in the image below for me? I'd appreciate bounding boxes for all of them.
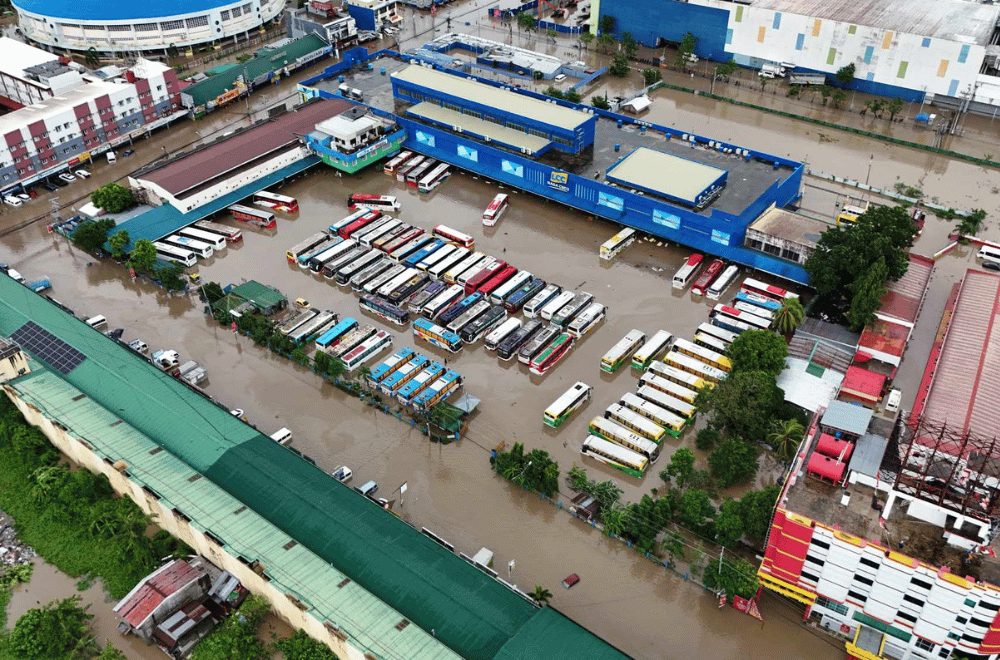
[106,151,117,164]
[58,172,76,183]
[74,169,91,179]
[14,193,29,202]
[3,195,22,207]
[128,339,148,354]
[554,73,567,83]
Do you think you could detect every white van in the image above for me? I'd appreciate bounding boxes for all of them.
[885,389,902,413]
[6,268,24,284]
[270,427,293,446]
[977,245,1000,263]
[85,315,108,329]
[106,151,117,164]
[355,480,378,497]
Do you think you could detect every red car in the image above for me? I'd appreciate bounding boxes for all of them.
[562,574,580,589]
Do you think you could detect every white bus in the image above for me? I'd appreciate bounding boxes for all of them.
[600,227,636,260]
[482,193,509,227]
[153,242,196,267]
[620,393,688,438]
[363,264,407,295]
[581,435,648,478]
[178,226,227,250]
[734,300,776,322]
[360,219,401,248]
[489,270,532,306]
[335,249,382,286]
[342,330,393,372]
[312,240,358,274]
[417,243,457,273]
[589,416,661,460]
[353,217,391,246]
[484,317,521,351]
[330,209,371,235]
[706,265,739,300]
[663,350,727,384]
[696,322,738,346]
[433,224,475,249]
[429,247,470,281]
[457,257,497,288]
[672,254,703,290]
[693,332,729,355]
[543,381,592,428]
[348,193,399,211]
[418,162,450,193]
[601,330,646,373]
[378,267,420,298]
[523,284,561,318]
[447,300,490,334]
[194,219,242,243]
[162,234,213,259]
[423,284,465,319]
[444,251,484,284]
[539,290,574,321]
[567,302,606,337]
[634,386,697,420]
[603,404,667,445]
[638,375,699,406]
[672,337,732,372]
[631,330,672,370]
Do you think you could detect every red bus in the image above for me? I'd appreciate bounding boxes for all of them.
[477,266,518,296]
[691,258,725,297]
[740,277,799,301]
[228,204,276,229]
[432,224,475,249]
[464,259,507,295]
[380,227,423,254]
[339,211,380,239]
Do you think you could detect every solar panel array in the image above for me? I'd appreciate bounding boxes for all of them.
[11,321,86,375]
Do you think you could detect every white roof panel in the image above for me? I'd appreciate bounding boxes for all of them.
[818,562,855,588]
[875,563,912,593]
[605,147,727,206]
[816,578,849,603]
[912,617,949,645]
[863,597,898,623]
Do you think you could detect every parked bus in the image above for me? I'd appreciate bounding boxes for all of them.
[433,224,475,250]
[327,325,377,359]
[413,317,463,352]
[539,290,574,322]
[706,265,739,300]
[377,267,420,299]
[693,332,729,355]
[446,300,491,335]
[289,310,337,344]
[437,292,484,327]
[373,224,411,251]
[381,227,423,255]
[395,155,425,183]
[663,350,727,384]
[489,270,531,306]
[253,190,298,213]
[672,337,732,372]
[369,347,415,386]
[278,309,317,336]
[712,304,770,331]
[604,404,667,445]
[396,362,444,405]
[444,251,485,284]
[691,258,724,297]
[308,240,354,273]
[600,227,636,260]
[412,370,462,410]
[298,237,340,268]
[710,311,752,335]
[457,257,497,288]
[350,257,393,291]
[518,323,560,364]
[635,385,697,422]
[339,210,381,240]
[552,291,594,328]
[638,375,699,406]
[342,331,392,372]
[567,302,606,338]
[383,150,413,174]
[460,305,507,344]
[362,264,406,296]
[388,271,431,305]
[478,266,518,299]
[418,162,450,193]
[529,332,575,375]
[646,361,709,392]
[601,330,646,373]
[484,317,521,351]
[590,416,661,461]
[229,204,276,228]
[741,277,799,301]
[482,193,509,227]
[405,159,436,187]
[178,227,227,250]
[390,234,434,262]
[286,232,329,263]
[195,219,242,242]
[347,193,399,211]
[153,242,196,267]
[416,243,457,273]
[380,355,429,396]
[696,322,738,346]
[524,284,562,318]
[359,293,411,326]
[734,300,776,322]
[465,260,507,295]
[162,234,213,259]
[315,317,358,350]
[498,319,542,361]
[620,393,688,438]
[353,217,393,247]
[428,246,469,281]
[505,278,545,313]
[423,284,465,320]
[336,250,382,286]
[543,381,592,428]
[581,435,648,478]
[734,290,783,312]
[631,330,673,370]
[330,209,372,235]
[321,246,368,279]
[406,280,446,315]
[672,253,703,291]
[403,240,445,269]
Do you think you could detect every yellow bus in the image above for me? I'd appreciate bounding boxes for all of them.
[672,337,732,372]
[663,350,727,384]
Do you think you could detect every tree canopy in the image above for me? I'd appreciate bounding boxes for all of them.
[190,594,270,660]
[703,556,760,601]
[661,447,695,488]
[835,63,856,84]
[726,329,787,376]
[108,229,130,259]
[90,182,135,213]
[8,596,95,659]
[274,630,341,660]
[71,218,115,253]
[129,239,158,274]
[708,438,759,488]
[697,369,785,441]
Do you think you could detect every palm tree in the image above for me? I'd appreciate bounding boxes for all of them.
[768,418,805,462]
[532,585,553,605]
[85,47,100,69]
[771,297,805,335]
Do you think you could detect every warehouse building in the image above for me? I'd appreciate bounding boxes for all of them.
[596,0,1000,109]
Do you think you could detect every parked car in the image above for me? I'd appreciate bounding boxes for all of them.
[122,149,134,157]
[58,172,76,183]
[41,182,59,192]
[3,196,22,207]
[128,339,148,354]
[295,297,311,308]
[74,169,91,178]
[230,408,244,418]
[554,73,567,83]
[106,151,117,163]
[885,388,902,413]
[331,465,353,483]
[50,177,68,188]
[983,260,1000,272]
[562,574,580,588]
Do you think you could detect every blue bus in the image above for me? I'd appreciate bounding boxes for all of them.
[368,347,415,386]
[413,317,463,353]
[379,355,429,396]
[397,362,445,405]
[315,317,358,349]
[402,239,445,269]
[437,292,485,327]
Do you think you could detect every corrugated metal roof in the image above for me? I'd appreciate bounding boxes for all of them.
[605,147,726,206]
[392,65,590,131]
[821,400,874,436]
[493,607,632,660]
[115,559,203,628]
[407,101,550,154]
[848,433,889,479]
[230,281,287,310]
[749,0,1000,44]
[0,278,629,660]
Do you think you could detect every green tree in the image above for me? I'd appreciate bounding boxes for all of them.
[8,596,95,659]
[832,89,847,108]
[516,12,537,34]
[599,14,615,35]
[641,67,661,85]
[708,438,758,488]
[622,494,674,553]
[98,643,128,660]
[845,258,888,331]
[697,370,785,442]
[190,594,270,660]
[544,85,564,99]
[768,418,805,462]
[695,427,721,451]
[726,329,787,376]
[546,28,557,41]
[166,44,180,60]
[835,62,856,84]
[589,479,623,508]
[564,88,582,103]
[610,52,630,77]
[532,585,553,605]
[620,31,638,59]
[661,447,695,488]
[886,97,904,121]
[108,229,130,259]
[601,504,627,537]
[703,556,760,601]
[675,32,697,67]
[71,218,115,253]
[660,530,685,567]
[275,629,340,660]
[568,463,588,491]
[579,31,594,50]
[771,297,805,335]
[128,238,158,274]
[715,499,745,547]
[739,485,780,543]
[676,488,715,531]
[85,47,100,68]
[591,94,611,110]
[90,182,135,213]
[157,263,188,292]
[715,59,737,78]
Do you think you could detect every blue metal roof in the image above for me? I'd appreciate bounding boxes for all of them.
[13,0,235,21]
[821,400,875,437]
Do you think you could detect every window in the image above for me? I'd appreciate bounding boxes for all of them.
[860,557,880,569]
[854,575,874,587]
[501,160,523,177]
[811,538,831,550]
[970,617,992,628]
[220,10,231,20]
[896,611,917,624]
[186,15,209,28]
[903,594,925,607]
[938,648,950,658]
[956,616,968,624]
[847,590,868,603]
[243,2,251,10]
[711,230,731,245]
[805,555,825,566]
[107,24,132,32]
[652,208,680,230]
[961,633,982,644]
[135,23,157,31]
[980,601,1000,612]
[815,596,848,615]
[911,578,933,590]
[801,570,820,583]
[915,638,934,652]
[415,131,435,148]
[160,19,184,30]
[597,192,623,212]
[232,6,242,17]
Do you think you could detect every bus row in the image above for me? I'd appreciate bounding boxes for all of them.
[381,152,452,193]
[365,345,463,408]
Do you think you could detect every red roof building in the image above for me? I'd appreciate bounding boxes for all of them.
[114,559,209,643]
[839,366,886,405]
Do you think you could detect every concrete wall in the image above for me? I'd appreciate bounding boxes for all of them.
[1,386,371,660]
[598,0,730,58]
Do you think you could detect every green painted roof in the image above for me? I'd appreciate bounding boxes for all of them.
[493,607,633,660]
[182,35,330,107]
[230,280,287,310]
